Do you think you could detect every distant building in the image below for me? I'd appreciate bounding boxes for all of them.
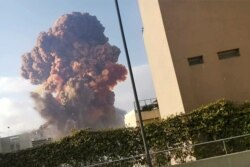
[0,130,53,153]
[125,98,160,127]
[138,0,250,117]
[30,129,53,148]
[32,138,52,148]
[0,133,32,153]
[0,138,2,153]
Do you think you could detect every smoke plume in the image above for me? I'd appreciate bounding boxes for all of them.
[21,12,127,135]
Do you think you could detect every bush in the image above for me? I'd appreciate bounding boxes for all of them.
[1,99,250,166]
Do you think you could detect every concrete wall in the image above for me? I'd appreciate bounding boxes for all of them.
[158,0,250,112]
[125,109,160,127]
[137,109,160,122]
[173,150,250,167]
[138,0,250,114]
[137,0,185,117]
[0,139,2,153]
[19,133,32,150]
[0,133,32,153]
[1,137,11,153]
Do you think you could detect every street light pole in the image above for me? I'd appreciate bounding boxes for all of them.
[114,0,152,166]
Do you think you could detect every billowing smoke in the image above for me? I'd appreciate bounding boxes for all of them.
[21,12,127,135]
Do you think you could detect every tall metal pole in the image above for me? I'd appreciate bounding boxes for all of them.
[114,0,152,166]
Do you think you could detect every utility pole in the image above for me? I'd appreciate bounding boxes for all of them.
[114,0,153,166]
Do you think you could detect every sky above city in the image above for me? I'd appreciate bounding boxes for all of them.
[0,0,156,137]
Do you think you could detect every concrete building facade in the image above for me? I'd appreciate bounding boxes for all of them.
[138,0,250,117]
[0,133,32,153]
[125,109,160,127]
[125,98,160,127]
[0,131,53,153]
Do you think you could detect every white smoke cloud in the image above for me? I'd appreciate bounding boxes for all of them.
[0,77,45,137]
[0,77,35,95]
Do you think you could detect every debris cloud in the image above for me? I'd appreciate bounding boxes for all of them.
[21,12,127,135]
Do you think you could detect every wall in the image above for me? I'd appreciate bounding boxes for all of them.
[19,133,32,150]
[136,109,160,125]
[1,137,11,153]
[138,0,250,114]
[137,0,185,117]
[125,109,160,127]
[0,139,2,153]
[0,133,32,153]
[173,150,250,167]
[158,0,250,112]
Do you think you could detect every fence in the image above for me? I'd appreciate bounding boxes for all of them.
[81,133,250,167]
[134,98,158,111]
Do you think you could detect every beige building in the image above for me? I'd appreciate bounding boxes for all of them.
[138,0,250,117]
[125,98,160,127]
[125,109,160,127]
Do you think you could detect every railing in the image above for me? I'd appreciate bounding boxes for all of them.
[83,155,146,167]
[150,133,250,166]
[134,98,158,112]
[79,133,250,167]
[59,155,147,167]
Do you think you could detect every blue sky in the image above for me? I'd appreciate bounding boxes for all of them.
[0,0,156,136]
[0,0,148,76]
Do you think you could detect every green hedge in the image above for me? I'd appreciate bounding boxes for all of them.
[1,99,250,166]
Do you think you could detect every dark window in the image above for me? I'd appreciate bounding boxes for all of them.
[187,55,204,66]
[217,48,240,60]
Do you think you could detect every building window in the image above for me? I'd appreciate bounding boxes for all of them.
[217,48,240,60]
[187,55,204,66]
